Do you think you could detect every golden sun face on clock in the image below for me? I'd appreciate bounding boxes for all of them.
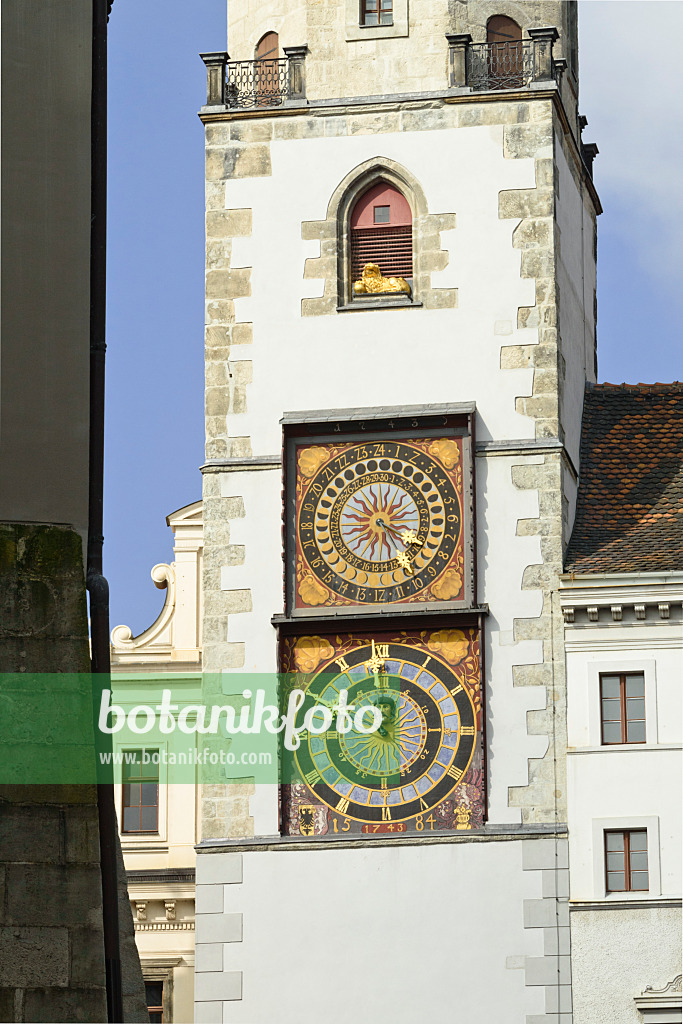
[293,437,466,609]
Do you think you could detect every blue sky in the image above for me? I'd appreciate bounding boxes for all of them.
[105,0,682,635]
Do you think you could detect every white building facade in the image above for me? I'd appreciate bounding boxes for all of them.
[112,501,204,1023]
[560,383,683,1024]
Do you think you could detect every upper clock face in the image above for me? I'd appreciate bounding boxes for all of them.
[280,629,484,837]
[293,437,467,610]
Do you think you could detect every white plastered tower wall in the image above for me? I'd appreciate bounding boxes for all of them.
[197,3,598,1021]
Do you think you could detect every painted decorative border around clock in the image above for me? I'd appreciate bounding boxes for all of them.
[279,626,485,839]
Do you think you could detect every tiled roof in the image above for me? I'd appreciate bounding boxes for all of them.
[564,383,683,573]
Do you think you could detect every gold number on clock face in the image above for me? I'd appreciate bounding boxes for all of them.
[295,439,465,607]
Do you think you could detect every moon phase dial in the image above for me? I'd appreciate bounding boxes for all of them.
[296,439,464,607]
[287,642,477,826]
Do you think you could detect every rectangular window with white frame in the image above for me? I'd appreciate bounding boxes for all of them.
[600,672,646,744]
[605,829,649,892]
[591,816,660,900]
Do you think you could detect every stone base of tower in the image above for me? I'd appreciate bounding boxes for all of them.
[195,831,571,1023]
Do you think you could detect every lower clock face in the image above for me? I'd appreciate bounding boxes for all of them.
[280,630,484,836]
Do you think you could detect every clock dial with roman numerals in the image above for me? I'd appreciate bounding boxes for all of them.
[280,629,484,837]
[292,436,467,611]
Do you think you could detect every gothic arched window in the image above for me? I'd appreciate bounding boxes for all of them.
[349,182,413,295]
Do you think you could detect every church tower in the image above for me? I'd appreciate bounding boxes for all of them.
[196,2,599,1019]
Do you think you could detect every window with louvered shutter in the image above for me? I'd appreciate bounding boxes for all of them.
[350,182,413,285]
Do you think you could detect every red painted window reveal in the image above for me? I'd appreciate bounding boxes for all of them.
[350,183,413,281]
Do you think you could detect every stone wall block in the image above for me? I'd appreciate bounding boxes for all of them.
[206,299,235,325]
[512,663,553,688]
[512,219,551,249]
[205,363,229,387]
[206,326,231,349]
[499,188,554,220]
[504,122,553,160]
[205,124,231,146]
[205,180,226,212]
[24,988,107,1021]
[517,306,539,329]
[500,345,533,369]
[0,926,69,987]
[533,368,559,393]
[400,109,448,132]
[206,240,231,271]
[206,209,252,238]
[521,250,554,279]
[301,220,333,242]
[273,119,308,141]
[231,322,253,345]
[64,807,101,865]
[7,865,103,928]
[228,361,253,385]
[219,269,251,300]
[222,590,253,615]
[229,120,274,143]
[422,288,458,309]
[203,496,244,523]
[227,437,253,458]
[69,927,107,988]
[207,145,272,180]
[205,388,229,417]
[203,642,245,672]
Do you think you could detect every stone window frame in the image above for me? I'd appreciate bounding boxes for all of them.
[345,0,408,41]
[301,156,456,317]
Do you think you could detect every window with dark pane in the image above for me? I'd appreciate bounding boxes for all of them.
[361,0,393,26]
[605,830,648,893]
[600,673,645,745]
[350,182,413,288]
[145,981,164,1024]
[122,750,159,833]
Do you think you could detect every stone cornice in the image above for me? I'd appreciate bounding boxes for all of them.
[198,86,600,215]
[197,823,566,855]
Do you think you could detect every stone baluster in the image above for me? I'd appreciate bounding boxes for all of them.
[284,46,309,102]
[446,34,472,89]
[200,51,229,106]
[528,27,559,83]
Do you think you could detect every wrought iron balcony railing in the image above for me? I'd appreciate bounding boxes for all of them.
[226,58,289,109]
[466,40,534,91]
[200,48,308,109]
[447,28,560,93]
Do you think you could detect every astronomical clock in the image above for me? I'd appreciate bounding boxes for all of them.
[278,409,484,838]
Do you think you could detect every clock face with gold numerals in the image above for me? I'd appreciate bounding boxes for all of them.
[280,629,484,837]
[292,436,468,611]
